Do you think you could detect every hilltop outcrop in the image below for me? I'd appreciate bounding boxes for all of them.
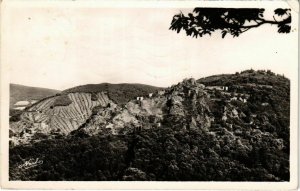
[76,78,212,136]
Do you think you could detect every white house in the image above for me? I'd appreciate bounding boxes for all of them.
[205,86,228,91]
[148,93,153,98]
[136,97,144,101]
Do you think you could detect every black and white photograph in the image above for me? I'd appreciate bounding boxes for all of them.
[0,0,298,190]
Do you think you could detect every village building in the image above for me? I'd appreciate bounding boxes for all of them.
[205,86,228,91]
[136,97,144,101]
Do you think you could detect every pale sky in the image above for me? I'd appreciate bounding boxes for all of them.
[5,5,298,90]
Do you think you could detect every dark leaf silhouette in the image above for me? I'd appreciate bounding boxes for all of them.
[169,8,291,38]
[222,31,227,38]
[278,24,291,33]
[274,8,289,17]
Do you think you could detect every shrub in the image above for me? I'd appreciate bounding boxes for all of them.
[91,93,98,101]
[52,95,72,107]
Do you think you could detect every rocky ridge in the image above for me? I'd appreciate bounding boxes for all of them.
[76,78,212,136]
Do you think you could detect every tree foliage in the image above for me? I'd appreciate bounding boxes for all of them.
[169,8,291,38]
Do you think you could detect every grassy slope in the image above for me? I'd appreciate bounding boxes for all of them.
[10,84,60,108]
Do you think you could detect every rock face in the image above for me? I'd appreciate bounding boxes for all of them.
[78,78,212,136]
[78,94,168,135]
[163,78,211,131]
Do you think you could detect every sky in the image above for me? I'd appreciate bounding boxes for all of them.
[4,5,298,90]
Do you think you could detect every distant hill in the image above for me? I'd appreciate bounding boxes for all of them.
[10,84,60,108]
[63,83,164,105]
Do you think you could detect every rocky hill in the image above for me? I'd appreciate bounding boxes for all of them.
[75,78,211,136]
[9,70,290,181]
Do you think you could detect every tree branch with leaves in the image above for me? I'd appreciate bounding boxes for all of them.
[169,8,291,38]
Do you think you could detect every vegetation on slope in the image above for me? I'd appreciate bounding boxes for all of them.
[9,126,289,181]
[63,83,163,105]
[52,94,73,107]
[198,69,289,87]
[199,69,290,147]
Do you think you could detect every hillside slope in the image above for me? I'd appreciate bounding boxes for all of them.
[9,92,112,145]
[9,70,290,181]
[9,83,163,145]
